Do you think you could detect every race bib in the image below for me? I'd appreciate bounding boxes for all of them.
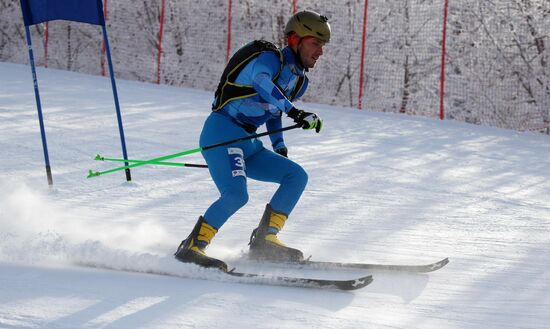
[228,147,245,177]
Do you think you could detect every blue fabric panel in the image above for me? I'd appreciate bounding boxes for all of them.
[199,113,307,228]
[20,0,105,26]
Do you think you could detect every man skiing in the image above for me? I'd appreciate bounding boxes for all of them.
[175,10,331,271]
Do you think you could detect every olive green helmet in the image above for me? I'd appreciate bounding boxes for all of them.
[284,10,331,43]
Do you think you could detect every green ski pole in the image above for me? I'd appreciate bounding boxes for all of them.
[88,123,301,178]
[95,154,208,168]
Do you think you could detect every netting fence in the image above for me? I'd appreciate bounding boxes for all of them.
[1,0,548,133]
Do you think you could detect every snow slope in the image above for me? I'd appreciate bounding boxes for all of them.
[0,62,549,329]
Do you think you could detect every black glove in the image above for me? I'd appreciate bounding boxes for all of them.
[274,146,288,158]
[288,107,323,133]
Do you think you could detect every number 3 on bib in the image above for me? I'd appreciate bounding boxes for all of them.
[228,148,246,177]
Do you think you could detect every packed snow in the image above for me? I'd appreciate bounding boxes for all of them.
[0,62,549,329]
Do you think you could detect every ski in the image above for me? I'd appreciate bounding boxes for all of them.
[295,257,449,272]
[77,260,372,291]
[246,257,449,273]
[224,268,373,290]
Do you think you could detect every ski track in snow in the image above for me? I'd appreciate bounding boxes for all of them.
[0,62,549,329]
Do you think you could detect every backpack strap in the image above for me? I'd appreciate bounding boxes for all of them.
[289,75,306,101]
[212,40,283,111]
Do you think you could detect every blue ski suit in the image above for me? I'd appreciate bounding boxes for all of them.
[200,46,309,229]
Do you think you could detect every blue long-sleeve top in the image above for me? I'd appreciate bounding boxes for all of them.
[214,46,308,151]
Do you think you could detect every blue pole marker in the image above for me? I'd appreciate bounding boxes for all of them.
[102,25,132,181]
[24,25,53,185]
[19,0,132,183]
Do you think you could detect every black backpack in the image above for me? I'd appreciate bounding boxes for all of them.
[212,40,306,110]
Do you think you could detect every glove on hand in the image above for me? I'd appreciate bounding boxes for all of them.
[288,107,323,133]
[274,146,288,158]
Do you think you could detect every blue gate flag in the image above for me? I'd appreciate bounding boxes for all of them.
[19,0,132,185]
[20,0,105,26]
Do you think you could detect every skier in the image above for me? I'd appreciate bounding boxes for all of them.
[175,10,331,271]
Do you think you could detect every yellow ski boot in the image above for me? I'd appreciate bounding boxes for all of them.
[175,217,228,271]
[248,204,304,262]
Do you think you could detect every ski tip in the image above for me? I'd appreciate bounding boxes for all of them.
[94,154,104,161]
[353,274,374,289]
[437,257,450,267]
[424,257,450,272]
[337,274,373,291]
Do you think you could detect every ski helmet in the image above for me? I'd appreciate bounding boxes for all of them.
[284,10,331,43]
